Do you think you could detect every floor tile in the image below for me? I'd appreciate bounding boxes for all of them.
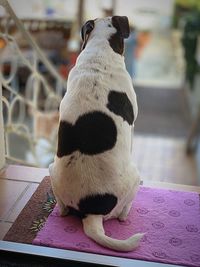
[132,135,198,186]
[0,179,28,220]
[7,183,39,222]
[0,222,12,240]
[0,165,49,183]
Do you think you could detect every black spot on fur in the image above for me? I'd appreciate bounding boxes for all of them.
[57,111,117,157]
[107,91,134,125]
[112,16,130,39]
[109,16,129,55]
[66,192,118,219]
[75,112,117,155]
[57,121,75,157]
[78,193,117,215]
[67,206,86,219]
[108,33,124,55]
[81,20,95,50]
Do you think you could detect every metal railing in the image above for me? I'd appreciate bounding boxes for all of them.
[0,0,67,167]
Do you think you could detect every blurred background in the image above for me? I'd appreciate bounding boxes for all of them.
[0,0,200,185]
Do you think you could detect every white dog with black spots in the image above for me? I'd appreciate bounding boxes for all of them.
[49,16,144,251]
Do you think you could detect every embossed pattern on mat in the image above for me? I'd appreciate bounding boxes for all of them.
[33,187,200,267]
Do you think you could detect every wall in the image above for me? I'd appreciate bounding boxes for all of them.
[115,0,175,30]
[7,0,175,30]
[8,0,78,20]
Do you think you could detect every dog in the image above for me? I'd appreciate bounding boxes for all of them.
[49,16,143,252]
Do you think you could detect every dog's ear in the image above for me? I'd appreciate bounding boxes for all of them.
[112,16,130,38]
[81,20,95,50]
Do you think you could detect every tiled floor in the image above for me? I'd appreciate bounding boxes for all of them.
[133,135,198,185]
[0,165,48,240]
[0,135,198,240]
[135,87,189,138]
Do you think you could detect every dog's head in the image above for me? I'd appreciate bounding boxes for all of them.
[81,16,130,55]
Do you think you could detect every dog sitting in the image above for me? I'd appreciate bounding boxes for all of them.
[49,16,143,252]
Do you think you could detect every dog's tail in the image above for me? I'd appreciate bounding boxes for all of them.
[82,215,144,252]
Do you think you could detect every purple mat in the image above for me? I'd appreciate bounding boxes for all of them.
[33,187,200,266]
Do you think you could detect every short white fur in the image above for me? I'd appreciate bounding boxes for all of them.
[49,17,144,252]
